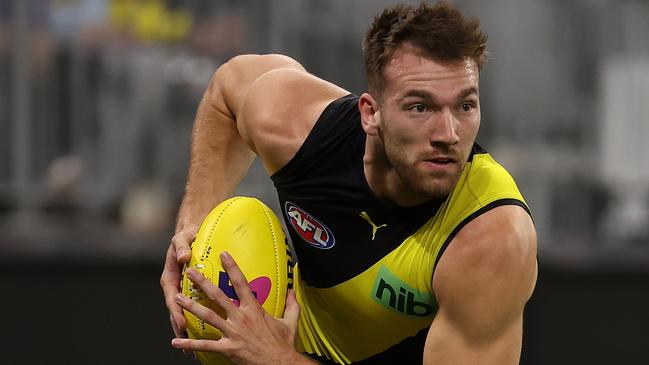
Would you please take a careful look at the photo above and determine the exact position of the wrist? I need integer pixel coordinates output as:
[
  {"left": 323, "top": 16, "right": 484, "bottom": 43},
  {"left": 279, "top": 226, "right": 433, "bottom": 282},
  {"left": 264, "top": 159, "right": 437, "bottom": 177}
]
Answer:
[
  {"left": 175, "top": 198, "right": 223, "bottom": 233},
  {"left": 175, "top": 219, "right": 200, "bottom": 234}
]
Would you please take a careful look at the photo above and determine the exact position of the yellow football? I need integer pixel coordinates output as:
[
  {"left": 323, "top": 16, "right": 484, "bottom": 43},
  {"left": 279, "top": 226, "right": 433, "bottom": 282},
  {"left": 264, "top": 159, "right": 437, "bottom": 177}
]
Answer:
[{"left": 181, "top": 197, "right": 293, "bottom": 365}]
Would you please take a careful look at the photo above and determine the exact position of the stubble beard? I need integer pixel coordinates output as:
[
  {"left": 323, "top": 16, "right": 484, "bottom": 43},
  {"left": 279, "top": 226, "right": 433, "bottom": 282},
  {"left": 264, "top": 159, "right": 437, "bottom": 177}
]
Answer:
[
  {"left": 382, "top": 135, "right": 465, "bottom": 202},
  {"left": 398, "top": 158, "right": 463, "bottom": 200}
]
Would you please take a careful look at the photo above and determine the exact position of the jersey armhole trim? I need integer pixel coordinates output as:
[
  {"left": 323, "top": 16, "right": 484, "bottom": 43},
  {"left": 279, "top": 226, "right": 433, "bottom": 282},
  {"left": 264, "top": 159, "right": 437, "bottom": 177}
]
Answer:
[
  {"left": 270, "top": 93, "right": 356, "bottom": 181},
  {"left": 432, "top": 198, "right": 531, "bottom": 275}
]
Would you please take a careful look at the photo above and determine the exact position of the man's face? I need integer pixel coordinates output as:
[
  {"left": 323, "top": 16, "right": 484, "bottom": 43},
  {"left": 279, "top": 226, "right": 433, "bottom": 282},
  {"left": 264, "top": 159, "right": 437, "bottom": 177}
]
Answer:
[{"left": 374, "top": 44, "right": 481, "bottom": 200}]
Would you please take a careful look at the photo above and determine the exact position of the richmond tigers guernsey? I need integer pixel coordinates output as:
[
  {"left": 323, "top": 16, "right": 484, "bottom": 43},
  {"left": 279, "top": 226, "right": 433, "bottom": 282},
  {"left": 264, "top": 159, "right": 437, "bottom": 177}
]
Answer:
[{"left": 270, "top": 94, "right": 530, "bottom": 364}]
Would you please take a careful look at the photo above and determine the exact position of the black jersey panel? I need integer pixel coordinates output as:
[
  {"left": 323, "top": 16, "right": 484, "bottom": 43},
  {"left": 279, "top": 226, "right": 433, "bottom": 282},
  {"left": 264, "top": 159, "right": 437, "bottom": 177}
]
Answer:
[{"left": 271, "top": 93, "right": 361, "bottom": 184}]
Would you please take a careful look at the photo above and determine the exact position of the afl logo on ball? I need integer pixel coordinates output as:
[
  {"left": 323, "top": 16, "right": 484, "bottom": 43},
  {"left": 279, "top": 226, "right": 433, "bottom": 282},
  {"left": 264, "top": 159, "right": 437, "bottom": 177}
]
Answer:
[{"left": 285, "top": 201, "right": 335, "bottom": 249}]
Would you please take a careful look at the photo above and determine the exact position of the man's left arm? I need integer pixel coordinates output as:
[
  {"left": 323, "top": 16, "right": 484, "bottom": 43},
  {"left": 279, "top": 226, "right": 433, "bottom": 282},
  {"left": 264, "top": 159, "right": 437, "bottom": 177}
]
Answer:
[{"left": 424, "top": 205, "right": 537, "bottom": 365}]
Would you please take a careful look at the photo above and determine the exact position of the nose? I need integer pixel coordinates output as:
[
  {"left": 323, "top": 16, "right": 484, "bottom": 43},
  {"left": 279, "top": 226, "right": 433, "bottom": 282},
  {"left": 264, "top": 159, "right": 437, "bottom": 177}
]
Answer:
[{"left": 430, "top": 109, "right": 459, "bottom": 146}]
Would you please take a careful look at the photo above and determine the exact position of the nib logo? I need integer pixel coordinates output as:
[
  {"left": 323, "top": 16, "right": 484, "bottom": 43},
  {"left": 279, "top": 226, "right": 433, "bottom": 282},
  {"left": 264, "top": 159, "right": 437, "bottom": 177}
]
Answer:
[
  {"left": 218, "top": 271, "right": 271, "bottom": 306},
  {"left": 372, "top": 266, "right": 437, "bottom": 317}
]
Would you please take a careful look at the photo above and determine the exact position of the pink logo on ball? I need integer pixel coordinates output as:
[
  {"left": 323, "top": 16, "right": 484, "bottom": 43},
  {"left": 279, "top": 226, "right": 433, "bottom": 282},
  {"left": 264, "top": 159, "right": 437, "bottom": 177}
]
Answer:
[{"left": 218, "top": 271, "right": 271, "bottom": 306}]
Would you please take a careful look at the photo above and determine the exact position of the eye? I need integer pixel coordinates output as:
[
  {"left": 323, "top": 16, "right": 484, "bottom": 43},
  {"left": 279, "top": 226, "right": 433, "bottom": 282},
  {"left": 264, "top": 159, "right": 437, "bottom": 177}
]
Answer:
[
  {"left": 410, "top": 104, "right": 427, "bottom": 113},
  {"left": 461, "top": 102, "right": 474, "bottom": 112}
]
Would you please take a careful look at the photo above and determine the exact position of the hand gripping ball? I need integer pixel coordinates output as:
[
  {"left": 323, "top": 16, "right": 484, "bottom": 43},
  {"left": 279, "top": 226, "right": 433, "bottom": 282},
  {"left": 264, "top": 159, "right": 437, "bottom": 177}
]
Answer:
[{"left": 181, "top": 197, "right": 293, "bottom": 365}]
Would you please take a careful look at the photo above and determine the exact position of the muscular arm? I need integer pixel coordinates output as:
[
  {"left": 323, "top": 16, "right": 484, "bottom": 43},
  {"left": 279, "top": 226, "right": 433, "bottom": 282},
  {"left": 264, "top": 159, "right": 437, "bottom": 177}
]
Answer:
[
  {"left": 424, "top": 205, "right": 537, "bottom": 364},
  {"left": 176, "top": 53, "right": 348, "bottom": 232},
  {"left": 161, "top": 53, "right": 348, "bottom": 342},
  {"left": 175, "top": 54, "right": 306, "bottom": 233},
  {"left": 162, "top": 55, "right": 307, "bottom": 339}
]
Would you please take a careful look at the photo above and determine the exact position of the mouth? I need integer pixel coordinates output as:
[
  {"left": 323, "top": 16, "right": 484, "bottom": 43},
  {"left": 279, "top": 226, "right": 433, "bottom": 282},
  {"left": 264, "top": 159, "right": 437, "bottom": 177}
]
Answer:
[
  {"left": 427, "top": 157, "right": 454, "bottom": 164},
  {"left": 421, "top": 156, "right": 458, "bottom": 171},
  {"left": 425, "top": 155, "right": 457, "bottom": 164}
]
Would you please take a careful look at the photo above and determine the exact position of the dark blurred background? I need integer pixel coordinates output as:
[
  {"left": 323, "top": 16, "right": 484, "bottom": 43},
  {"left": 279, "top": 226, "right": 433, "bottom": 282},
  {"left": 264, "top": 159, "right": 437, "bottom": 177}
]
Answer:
[{"left": 1, "top": 0, "right": 648, "bottom": 364}]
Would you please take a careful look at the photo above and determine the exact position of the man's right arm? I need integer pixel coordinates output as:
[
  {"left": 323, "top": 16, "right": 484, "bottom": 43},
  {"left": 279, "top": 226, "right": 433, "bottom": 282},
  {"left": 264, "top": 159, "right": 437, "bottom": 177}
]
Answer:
[
  {"left": 176, "top": 54, "right": 307, "bottom": 240},
  {"left": 161, "top": 54, "right": 349, "bottom": 339},
  {"left": 161, "top": 54, "right": 307, "bottom": 338}
]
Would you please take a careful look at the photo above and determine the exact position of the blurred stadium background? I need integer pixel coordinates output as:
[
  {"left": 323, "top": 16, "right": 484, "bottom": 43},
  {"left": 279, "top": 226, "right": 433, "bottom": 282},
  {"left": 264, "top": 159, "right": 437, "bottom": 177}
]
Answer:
[{"left": 1, "top": 0, "right": 648, "bottom": 364}]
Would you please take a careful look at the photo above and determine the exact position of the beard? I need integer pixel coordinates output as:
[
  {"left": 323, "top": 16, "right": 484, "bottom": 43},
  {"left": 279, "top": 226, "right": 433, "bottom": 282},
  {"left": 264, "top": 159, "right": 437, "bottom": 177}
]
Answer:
[{"left": 381, "top": 131, "right": 466, "bottom": 201}]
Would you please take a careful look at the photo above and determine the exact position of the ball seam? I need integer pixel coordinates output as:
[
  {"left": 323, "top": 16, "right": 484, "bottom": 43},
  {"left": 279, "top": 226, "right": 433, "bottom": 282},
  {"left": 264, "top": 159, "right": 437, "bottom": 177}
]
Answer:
[{"left": 198, "top": 196, "right": 240, "bottom": 335}]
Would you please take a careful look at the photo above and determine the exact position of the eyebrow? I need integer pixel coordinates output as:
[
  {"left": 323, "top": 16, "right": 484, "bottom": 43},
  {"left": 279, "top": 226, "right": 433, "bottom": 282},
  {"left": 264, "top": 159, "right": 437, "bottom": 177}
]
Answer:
[
  {"left": 458, "top": 87, "right": 479, "bottom": 99},
  {"left": 400, "top": 87, "right": 479, "bottom": 104}
]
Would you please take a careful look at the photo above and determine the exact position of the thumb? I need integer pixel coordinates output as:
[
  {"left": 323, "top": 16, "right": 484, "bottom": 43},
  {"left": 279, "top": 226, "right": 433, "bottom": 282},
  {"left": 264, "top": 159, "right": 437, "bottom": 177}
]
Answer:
[
  {"left": 282, "top": 289, "right": 301, "bottom": 326},
  {"left": 172, "top": 231, "right": 194, "bottom": 264}
]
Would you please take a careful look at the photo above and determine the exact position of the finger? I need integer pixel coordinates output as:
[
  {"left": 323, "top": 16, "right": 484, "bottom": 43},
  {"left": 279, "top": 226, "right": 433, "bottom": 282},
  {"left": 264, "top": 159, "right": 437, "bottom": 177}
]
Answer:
[
  {"left": 283, "top": 289, "right": 301, "bottom": 326},
  {"left": 175, "top": 293, "right": 232, "bottom": 336},
  {"left": 220, "top": 251, "right": 257, "bottom": 305},
  {"left": 281, "top": 290, "right": 301, "bottom": 344},
  {"left": 186, "top": 268, "right": 238, "bottom": 316},
  {"left": 169, "top": 314, "right": 182, "bottom": 338},
  {"left": 172, "top": 231, "right": 194, "bottom": 264},
  {"left": 171, "top": 337, "right": 230, "bottom": 354},
  {"left": 169, "top": 314, "right": 192, "bottom": 355},
  {"left": 161, "top": 246, "right": 187, "bottom": 335}
]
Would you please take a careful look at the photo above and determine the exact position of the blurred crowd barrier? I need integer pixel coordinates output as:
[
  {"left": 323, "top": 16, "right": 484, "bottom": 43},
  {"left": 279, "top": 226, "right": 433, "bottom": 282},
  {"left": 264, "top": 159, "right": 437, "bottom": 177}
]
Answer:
[{"left": 0, "top": 0, "right": 648, "bottom": 267}]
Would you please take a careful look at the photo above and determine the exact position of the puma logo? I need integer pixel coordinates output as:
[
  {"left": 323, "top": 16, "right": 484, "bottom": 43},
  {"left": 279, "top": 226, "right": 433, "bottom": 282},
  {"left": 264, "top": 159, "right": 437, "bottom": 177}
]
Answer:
[{"left": 359, "top": 211, "right": 387, "bottom": 240}]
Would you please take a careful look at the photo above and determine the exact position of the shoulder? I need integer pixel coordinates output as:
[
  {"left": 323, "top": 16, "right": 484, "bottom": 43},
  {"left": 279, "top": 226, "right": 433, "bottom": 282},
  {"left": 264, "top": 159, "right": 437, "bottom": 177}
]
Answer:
[
  {"left": 439, "top": 205, "right": 536, "bottom": 278},
  {"left": 237, "top": 63, "right": 350, "bottom": 174},
  {"left": 432, "top": 204, "right": 537, "bottom": 337},
  {"left": 434, "top": 204, "right": 537, "bottom": 299}
]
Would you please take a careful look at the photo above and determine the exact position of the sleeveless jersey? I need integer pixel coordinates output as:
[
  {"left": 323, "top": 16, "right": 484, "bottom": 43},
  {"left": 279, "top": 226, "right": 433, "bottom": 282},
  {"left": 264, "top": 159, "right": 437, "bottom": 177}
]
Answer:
[{"left": 270, "top": 94, "right": 530, "bottom": 364}]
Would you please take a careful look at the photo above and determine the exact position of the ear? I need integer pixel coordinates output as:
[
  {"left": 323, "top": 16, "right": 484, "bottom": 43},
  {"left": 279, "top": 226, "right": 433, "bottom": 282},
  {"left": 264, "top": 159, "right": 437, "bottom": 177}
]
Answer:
[{"left": 359, "top": 93, "right": 381, "bottom": 136}]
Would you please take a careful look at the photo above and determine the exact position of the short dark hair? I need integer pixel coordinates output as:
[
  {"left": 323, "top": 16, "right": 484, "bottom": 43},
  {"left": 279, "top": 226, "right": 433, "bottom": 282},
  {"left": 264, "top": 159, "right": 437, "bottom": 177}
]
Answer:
[{"left": 362, "top": 1, "right": 488, "bottom": 95}]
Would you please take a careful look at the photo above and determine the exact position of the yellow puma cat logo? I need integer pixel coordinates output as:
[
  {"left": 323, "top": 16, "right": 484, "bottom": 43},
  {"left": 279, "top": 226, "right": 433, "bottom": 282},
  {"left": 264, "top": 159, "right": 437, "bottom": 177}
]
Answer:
[{"left": 359, "top": 211, "right": 387, "bottom": 240}]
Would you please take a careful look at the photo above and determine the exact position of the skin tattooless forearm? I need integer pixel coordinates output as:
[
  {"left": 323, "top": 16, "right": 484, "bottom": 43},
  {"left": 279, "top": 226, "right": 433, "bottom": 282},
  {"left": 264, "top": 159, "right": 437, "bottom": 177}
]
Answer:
[
  {"left": 176, "top": 55, "right": 306, "bottom": 231},
  {"left": 176, "top": 74, "right": 255, "bottom": 232}
]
